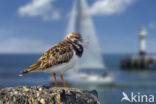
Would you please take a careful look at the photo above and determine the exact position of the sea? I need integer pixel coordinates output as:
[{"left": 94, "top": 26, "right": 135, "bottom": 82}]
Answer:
[{"left": 0, "top": 54, "right": 156, "bottom": 104}]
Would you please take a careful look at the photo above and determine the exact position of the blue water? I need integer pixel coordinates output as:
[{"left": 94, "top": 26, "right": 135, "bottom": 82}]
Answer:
[{"left": 0, "top": 54, "right": 156, "bottom": 104}]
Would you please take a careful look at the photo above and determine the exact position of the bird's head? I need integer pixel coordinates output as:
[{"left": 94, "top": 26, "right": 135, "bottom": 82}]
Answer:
[{"left": 65, "top": 32, "right": 88, "bottom": 44}]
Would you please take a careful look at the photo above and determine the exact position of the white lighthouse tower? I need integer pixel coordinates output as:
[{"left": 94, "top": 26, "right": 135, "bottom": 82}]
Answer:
[{"left": 139, "top": 27, "right": 147, "bottom": 56}]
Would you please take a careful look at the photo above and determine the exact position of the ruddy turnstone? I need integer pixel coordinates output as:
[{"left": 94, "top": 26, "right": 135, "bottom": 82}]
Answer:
[{"left": 19, "top": 32, "right": 87, "bottom": 87}]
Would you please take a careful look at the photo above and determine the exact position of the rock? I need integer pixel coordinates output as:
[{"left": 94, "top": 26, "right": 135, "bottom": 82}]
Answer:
[{"left": 0, "top": 85, "right": 101, "bottom": 104}]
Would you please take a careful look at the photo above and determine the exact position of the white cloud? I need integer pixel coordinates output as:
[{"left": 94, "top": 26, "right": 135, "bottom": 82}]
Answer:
[
  {"left": 90, "top": 0, "right": 135, "bottom": 16},
  {"left": 18, "top": 0, "right": 60, "bottom": 21},
  {"left": 0, "top": 38, "right": 51, "bottom": 53}
]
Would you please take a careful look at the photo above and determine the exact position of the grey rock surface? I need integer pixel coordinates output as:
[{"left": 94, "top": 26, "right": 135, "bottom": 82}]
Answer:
[{"left": 0, "top": 85, "right": 101, "bottom": 104}]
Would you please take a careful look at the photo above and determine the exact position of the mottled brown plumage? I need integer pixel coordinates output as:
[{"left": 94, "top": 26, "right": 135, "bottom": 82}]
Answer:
[
  {"left": 19, "top": 32, "right": 84, "bottom": 76},
  {"left": 20, "top": 41, "right": 74, "bottom": 75},
  {"left": 19, "top": 32, "right": 86, "bottom": 87}
]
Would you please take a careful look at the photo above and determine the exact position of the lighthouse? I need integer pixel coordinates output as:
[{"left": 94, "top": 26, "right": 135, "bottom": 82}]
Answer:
[
  {"left": 121, "top": 27, "right": 156, "bottom": 70},
  {"left": 139, "top": 27, "right": 147, "bottom": 57}
]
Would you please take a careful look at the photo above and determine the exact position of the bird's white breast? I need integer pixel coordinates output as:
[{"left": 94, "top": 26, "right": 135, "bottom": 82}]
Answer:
[{"left": 43, "top": 53, "right": 80, "bottom": 73}]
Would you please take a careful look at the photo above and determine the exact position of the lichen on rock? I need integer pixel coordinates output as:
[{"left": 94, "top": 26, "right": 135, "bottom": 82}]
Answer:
[{"left": 0, "top": 85, "right": 101, "bottom": 104}]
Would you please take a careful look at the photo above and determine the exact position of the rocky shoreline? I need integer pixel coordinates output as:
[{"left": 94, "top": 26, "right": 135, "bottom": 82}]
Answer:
[{"left": 0, "top": 85, "right": 101, "bottom": 104}]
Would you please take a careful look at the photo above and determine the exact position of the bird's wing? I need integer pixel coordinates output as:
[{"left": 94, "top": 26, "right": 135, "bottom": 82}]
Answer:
[{"left": 26, "top": 43, "right": 73, "bottom": 72}]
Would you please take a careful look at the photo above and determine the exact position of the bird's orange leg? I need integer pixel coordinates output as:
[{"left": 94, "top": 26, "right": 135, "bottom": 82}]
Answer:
[
  {"left": 60, "top": 74, "right": 68, "bottom": 87},
  {"left": 53, "top": 73, "right": 62, "bottom": 87}
]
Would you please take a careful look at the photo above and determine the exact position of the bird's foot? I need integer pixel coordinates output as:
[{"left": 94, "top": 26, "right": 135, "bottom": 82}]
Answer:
[
  {"left": 63, "top": 85, "right": 69, "bottom": 88},
  {"left": 55, "top": 84, "right": 69, "bottom": 88},
  {"left": 55, "top": 84, "right": 63, "bottom": 87}
]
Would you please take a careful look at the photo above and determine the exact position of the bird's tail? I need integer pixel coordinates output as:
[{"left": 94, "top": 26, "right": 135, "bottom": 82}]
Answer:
[{"left": 19, "top": 69, "right": 29, "bottom": 76}]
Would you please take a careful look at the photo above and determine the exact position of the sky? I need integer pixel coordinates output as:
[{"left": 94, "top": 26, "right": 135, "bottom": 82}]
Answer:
[{"left": 0, "top": 0, "right": 156, "bottom": 54}]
